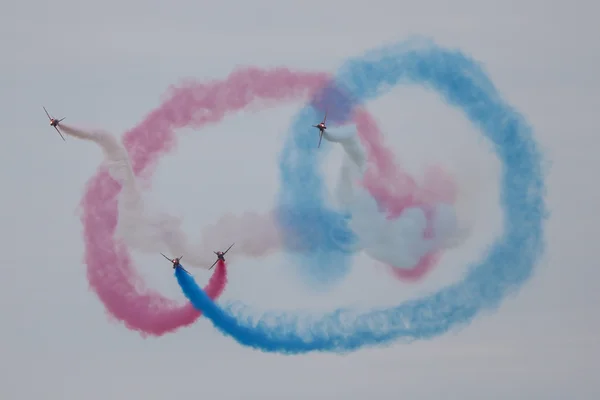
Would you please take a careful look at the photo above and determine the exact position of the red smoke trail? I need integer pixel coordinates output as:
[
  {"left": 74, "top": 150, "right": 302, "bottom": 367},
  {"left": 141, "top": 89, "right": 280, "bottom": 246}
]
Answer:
[
  {"left": 79, "top": 68, "right": 457, "bottom": 336},
  {"left": 113, "top": 69, "right": 336, "bottom": 267},
  {"left": 80, "top": 69, "right": 331, "bottom": 335},
  {"left": 139, "top": 72, "right": 456, "bottom": 282},
  {"left": 122, "top": 68, "right": 330, "bottom": 179},
  {"left": 81, "top": 170, "right": 228, "bottom": 336},
  {"left": 354, "top": 110, "right": 457, "bottom": 281}
]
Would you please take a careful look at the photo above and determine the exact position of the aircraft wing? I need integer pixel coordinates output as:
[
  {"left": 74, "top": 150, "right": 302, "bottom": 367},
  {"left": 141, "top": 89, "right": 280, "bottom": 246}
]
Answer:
[
  {"left": 43, "top": 106, "right": 51, "bottom": 120},
  {"left": 223, "top": 242, "right": 235, "bottom": 255},
  {"left": 318, "top": 131, "right": 323, "bottom": 148},
  {"left": 208, "top": 259, "right": 218, "bottom": 270},
  {"left": 54, "top": 126, "right": 66, "bottom": 141}
]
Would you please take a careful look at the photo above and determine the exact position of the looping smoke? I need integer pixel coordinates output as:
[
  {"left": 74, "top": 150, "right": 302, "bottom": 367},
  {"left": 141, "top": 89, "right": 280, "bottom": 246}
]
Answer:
[
  {"left": 326, "top": 110, "right": 462, "bottom": 270},
  {"left": 74, "top": 43, "right": 480, "bottom": 341},
  {"left": 106, "top": 68, "right": 455, "bottom": 284},
  {"left": 65, "top": 125, "right": 228, "bottom": 336},
  {"left": 173, "top": 38, "right": 547, "bottom": 353},
  {"left": 114, "top": 70, "right": 330, "bottom": 269}
]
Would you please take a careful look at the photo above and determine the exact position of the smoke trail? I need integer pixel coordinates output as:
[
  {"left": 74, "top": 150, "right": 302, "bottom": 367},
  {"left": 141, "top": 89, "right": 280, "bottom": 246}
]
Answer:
[
  {"left": 67, "top": 117, "right": 283, "bottom": 270},
  {"left": 277, "top": 97, "right": 462, "bottom": 286},
  {"left": 113, "top": 69, "right": 333, "bottom": 269},
  {"left": 174, "top": 39, "right": 546, "bottom": 353},
  {"left": 72, "top": 66, "right": 457, "bottom": 344},
  {"left": 65, "top": 124, "right": 228, "bottom": 336},
  {"left": 327, "top": 110, "right": 463, "bottom": 275},
  {"left": 110, "top": 67, "right": 456, "bottom": 285},
  {"left": 115, "top": 184, "right": 284, "bottom": 268}
]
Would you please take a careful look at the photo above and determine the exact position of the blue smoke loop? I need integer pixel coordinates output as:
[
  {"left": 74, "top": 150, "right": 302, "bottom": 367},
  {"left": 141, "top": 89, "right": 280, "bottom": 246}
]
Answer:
[{"left": 175, "top": 38, "right": 547, "bottom": 353}]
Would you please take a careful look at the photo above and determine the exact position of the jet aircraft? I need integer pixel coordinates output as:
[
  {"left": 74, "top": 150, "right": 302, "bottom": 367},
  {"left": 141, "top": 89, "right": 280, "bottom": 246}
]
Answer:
[
  {"left": 209, "top": 243, "right": 235, "bottom": 270},
  {"left": 312, "top": 110, "right": 327, "bottom": 148},
  {"left": 43, "top": 107, "right": 66, "bottom": 141},
  {"left": 160, "top": 253, "right": 190, "bottom": 274}
]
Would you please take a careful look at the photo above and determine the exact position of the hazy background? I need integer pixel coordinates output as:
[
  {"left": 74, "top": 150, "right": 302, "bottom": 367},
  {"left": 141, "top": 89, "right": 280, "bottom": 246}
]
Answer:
[{"left": 2, "top": 0, "right": 599, "bottom": 399}]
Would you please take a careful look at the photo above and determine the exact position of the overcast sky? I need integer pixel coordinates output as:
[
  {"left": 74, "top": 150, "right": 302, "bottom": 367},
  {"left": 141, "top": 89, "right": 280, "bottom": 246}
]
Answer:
[{"left": 1, "top": 0, "right": 599, "bottom": 399}]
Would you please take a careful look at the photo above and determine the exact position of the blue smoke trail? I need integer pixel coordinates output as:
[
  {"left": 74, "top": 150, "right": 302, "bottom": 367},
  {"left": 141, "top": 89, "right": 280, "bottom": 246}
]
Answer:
[
  {"left": 275, "top": 105, "right": 357, "bottom": 288},
  {"left": 275, "top": 55, "right": 365, "bottom": 288},
  {"left": 176, "top": 38, "right": 547, "bottom": 353}
]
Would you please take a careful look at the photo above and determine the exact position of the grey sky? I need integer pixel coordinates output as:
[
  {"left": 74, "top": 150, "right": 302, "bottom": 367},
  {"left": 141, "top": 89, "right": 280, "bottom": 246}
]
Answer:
[{"left": 2, "top": 0, "right": 599, "bottom": 399}]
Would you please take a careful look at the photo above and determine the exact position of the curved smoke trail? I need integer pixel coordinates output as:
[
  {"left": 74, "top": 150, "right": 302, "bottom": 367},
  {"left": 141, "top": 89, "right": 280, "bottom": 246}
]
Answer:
[
  {"left": 75, "top": 66, "right": 458, "bottom": 335},
  {"left": 110, "top": 68, "right": 456, "bottom": 283},
  {"left": 173, "top": 39, "right": 547, "bottom": 353},
  {"left": 326, "top": 110, "right": 463, "bottom": 276},
  {"left": 276, "top": 92, "right": 462, "bottom": 287},
  {"left": 64, "top": 125, "right": 228, "bottom": 336},
  {"left": 114, "top": 69, "right": 329, "bottom": 269}
]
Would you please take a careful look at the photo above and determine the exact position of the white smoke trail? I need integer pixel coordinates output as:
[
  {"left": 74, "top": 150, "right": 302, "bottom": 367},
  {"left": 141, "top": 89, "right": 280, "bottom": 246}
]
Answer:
[
  {"left": 64, "top": 121, "right": 467, "bottom": 272},
  {"left": 61, "top": 124, "right": 280, "bottom": 269},
  {"left": 323, "top": 126, "right": 467, "bottom": 269}
]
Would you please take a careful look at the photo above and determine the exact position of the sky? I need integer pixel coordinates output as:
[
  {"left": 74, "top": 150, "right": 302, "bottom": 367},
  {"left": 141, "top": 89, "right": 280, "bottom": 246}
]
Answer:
[{"left": 1, "top": 0, "right": 599, "bottom": 399}]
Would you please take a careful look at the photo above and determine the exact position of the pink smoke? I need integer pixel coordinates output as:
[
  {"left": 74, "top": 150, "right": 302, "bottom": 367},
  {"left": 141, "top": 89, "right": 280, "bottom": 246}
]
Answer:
[
  {"left": 81, "top": 170, "right": 228, "bottom": 336},
  {"left": 354, "top": 109, "right": 457, "bottom": 281},
  {"left": 80, "top": 68, "right": 457, "bottom": 337},
  {"left": 81, "top": 69, "right": 332, "bottom": 335},
  {"left": 121, "top": 68, "right": 331, "bottom": 179}
]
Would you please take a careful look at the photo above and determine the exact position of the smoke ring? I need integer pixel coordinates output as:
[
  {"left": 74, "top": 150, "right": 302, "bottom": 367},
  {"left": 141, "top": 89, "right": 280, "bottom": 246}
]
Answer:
[
  {"left": 173, "top": 38, "right": 547, "bottom": 353},
  {"left": 80, "top": 67, "right": 447, "bottom": 335}
]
